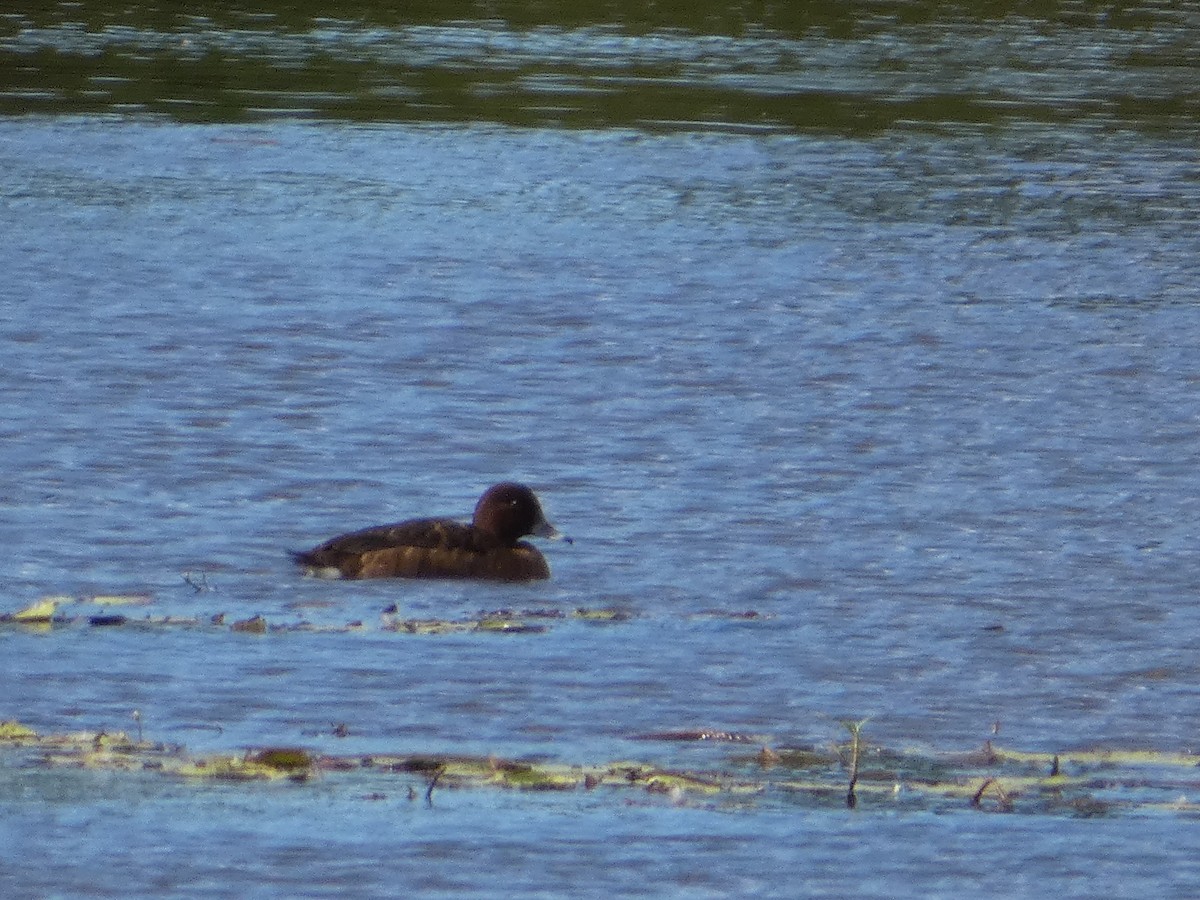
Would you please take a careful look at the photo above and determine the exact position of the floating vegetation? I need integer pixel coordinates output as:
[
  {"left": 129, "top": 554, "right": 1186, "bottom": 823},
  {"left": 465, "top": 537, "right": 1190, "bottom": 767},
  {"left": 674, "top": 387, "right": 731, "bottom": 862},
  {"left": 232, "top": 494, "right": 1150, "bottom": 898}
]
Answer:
[
  {"left": 246, "top": 747, "right": 314, "bottom": 772},
  {"left": 572, "top": 607, "right": 635, "bottom": 623},
  {"left": 690, "top": 609, "right": 769, "bottom": 621},
  {"left": 384, "top": 607, "right": 634, "bottom": 635},
  {"left": 230, "top": 614, "right": 268, "bottom": 634},
  {"left": 0, "top": 721, "right": 38, "bottom": 742},
  {"left": 3, "top": 719, "right": 1200, "bottom": 817},
  {"left": 85, "top": 594, "right": 154, "bottom": 607},
  {"left": 1, "top": 599, "right": 636, "bottom": 636},
  {"left": 1, "top": 595, "right": 157, "bottom": 625},
  {"left": 175, "top": 753, "right": 311, "bottom": 782},
  {"left": 8, "top": 598, "right": 61, "bottom": 623},
  {"left": 174, "top": 747, "right": 316, "bottom": 782},
  {"left": 634, "top": 729, "right": 765, "bottom": 744},
  {"left": 383, "top": 616, "right": 547, "bottom": 635}
]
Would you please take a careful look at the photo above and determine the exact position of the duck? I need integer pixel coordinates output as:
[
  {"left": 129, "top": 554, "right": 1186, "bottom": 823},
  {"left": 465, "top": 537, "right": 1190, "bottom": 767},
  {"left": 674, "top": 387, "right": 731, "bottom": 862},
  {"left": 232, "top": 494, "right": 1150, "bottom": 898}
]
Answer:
[{"left": 291, "top": 482, "right": 568, "bottom": 581}]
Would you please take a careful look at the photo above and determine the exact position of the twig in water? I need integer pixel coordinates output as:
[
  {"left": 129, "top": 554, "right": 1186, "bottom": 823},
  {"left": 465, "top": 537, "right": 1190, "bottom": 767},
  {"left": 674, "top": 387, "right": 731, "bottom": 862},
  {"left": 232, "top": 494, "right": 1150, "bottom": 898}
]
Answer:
[
  {"left": 970, "top": 777, "right": 995, "bottom": 808},
  {"left": 182, "top": 572, "right": 213, "bottom": 593},
  {"left": 970, "top": 777, "right": 1013, "bottom": 812},
  {"left": 842, "top": 719, "right": 869, "bottom": 809},
  {"left": 425, "top": 765, "right": 446, "bottom": 808}
]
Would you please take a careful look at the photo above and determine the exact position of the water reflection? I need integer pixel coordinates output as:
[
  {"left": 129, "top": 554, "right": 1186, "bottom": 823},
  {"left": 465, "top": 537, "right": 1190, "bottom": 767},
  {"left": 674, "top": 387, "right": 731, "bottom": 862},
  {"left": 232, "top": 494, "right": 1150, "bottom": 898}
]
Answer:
[{"left": 2, "top": 2, "right": 1197, "bottom": 129}]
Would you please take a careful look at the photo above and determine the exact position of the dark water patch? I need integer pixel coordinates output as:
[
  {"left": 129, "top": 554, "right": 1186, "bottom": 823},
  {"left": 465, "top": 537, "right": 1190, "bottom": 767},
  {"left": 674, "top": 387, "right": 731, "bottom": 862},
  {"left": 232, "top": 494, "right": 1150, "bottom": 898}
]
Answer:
[{"left": 2, "top": 3, "right": 1198, "bottom": 130}]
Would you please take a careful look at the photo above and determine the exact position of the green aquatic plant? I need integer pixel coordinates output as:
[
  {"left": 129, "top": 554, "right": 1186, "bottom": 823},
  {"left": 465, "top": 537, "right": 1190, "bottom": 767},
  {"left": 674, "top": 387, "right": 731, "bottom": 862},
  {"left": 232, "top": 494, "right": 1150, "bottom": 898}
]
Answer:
[
  {"left": 9, "top": 599, "right": 59, "bottom": 623},
  {"left": 247, "top": 747, "right": 314, "bottom": 772},
  {"left": 0, "top": 720, "right": 38, "bottom": 742},
  {"left": 85, "top": 594, "right": 153, "bottom": 606}
]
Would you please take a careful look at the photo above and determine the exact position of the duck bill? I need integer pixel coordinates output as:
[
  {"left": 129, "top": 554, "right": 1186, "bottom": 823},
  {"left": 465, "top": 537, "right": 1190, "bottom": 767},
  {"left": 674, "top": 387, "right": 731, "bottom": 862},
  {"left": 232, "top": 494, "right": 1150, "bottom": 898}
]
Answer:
[{"left": 531, "top": 516, "right": 572, "bottom": 544}]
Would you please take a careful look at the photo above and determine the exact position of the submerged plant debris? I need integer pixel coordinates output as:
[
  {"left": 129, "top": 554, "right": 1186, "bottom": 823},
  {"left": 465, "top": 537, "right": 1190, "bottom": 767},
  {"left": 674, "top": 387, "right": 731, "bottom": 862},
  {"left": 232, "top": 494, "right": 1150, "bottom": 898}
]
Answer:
[
  {"left": 0, "top": 598, "right": 640, "bottom": 636},
  {"left": 5, "top": 600, "right": 1199, "bottom": 817},
  {"left": 3, "top": 720, "right": 1199, "bottom": 818}
]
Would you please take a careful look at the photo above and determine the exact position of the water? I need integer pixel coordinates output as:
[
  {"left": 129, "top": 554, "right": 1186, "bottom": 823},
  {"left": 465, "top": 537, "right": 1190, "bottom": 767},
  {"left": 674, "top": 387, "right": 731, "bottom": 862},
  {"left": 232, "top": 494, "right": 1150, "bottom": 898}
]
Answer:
[{"left": 4, "top": 3, "right": 1200, "bottom": 897}]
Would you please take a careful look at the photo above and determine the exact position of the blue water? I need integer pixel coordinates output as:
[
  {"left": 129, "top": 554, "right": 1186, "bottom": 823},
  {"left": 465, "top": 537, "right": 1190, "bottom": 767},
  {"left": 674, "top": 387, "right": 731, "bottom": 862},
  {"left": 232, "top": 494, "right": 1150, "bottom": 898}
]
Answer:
[
  {"left": 5, "top": 8, "right": 1200, "bottom": 897},
  {"left": 6, "top": 774, "right": 1199, "bottom": 898}
]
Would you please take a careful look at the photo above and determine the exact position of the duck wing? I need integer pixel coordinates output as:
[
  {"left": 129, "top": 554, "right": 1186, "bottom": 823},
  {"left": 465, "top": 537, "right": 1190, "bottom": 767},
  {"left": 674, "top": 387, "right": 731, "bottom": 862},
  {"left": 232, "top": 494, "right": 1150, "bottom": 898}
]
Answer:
[{"left": 294, "top": 518, "right": 478, "bottom": 568}]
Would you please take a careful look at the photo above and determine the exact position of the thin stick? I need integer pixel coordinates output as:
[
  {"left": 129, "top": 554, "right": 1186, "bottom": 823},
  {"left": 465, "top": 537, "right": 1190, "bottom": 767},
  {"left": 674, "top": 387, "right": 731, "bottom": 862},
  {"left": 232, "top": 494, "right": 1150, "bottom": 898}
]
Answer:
[
  {"left": 970, "top": 777, "right": 1013, "bottom": 811},
  {"left": 970, "top": 777, "right": 995, "bottom": 808},
  {"left": 843, "top": 719, "right": 868, "bottom": 809},
  {"left": 182, "top": 572, "right": 212, "bottom": 593},
  {"left": 425, "top": 766, "right": 445, "bottom": 808}
]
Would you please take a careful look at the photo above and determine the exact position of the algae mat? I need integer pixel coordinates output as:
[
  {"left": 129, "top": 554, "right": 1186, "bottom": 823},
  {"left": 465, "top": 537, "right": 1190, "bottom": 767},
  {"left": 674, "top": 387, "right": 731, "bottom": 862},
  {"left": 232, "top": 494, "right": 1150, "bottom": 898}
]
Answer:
[
  {"left": 4, "top": 720, "right": 1199, "bottom": 818},
  {"left": 0, "top": 595, "right": 636, "bottom": 635},
  {"left": 6, "top": 597, "right": 1200, "bottom": 818}
]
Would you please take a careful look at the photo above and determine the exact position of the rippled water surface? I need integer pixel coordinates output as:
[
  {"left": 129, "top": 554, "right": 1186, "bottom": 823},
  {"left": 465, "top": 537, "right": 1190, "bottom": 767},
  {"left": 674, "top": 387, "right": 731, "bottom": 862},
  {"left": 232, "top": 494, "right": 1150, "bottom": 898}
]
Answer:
[{"left": 4, "top": 2, "right": 1200, "bottom": 897}]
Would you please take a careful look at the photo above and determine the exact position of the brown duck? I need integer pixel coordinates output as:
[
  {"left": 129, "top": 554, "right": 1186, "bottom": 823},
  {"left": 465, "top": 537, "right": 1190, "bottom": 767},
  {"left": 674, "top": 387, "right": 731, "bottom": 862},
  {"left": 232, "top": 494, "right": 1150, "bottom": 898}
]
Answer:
[{"left": 292, "top": 482, "right": 568, "bottom": 581}]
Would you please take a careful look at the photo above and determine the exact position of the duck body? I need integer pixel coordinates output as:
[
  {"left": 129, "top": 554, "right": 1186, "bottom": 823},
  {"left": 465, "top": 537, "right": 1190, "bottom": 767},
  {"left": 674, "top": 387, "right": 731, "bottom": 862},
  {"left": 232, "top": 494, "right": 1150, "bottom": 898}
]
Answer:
[{"left": 292, "top": 483, "right": 565, "bottom": 582}]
